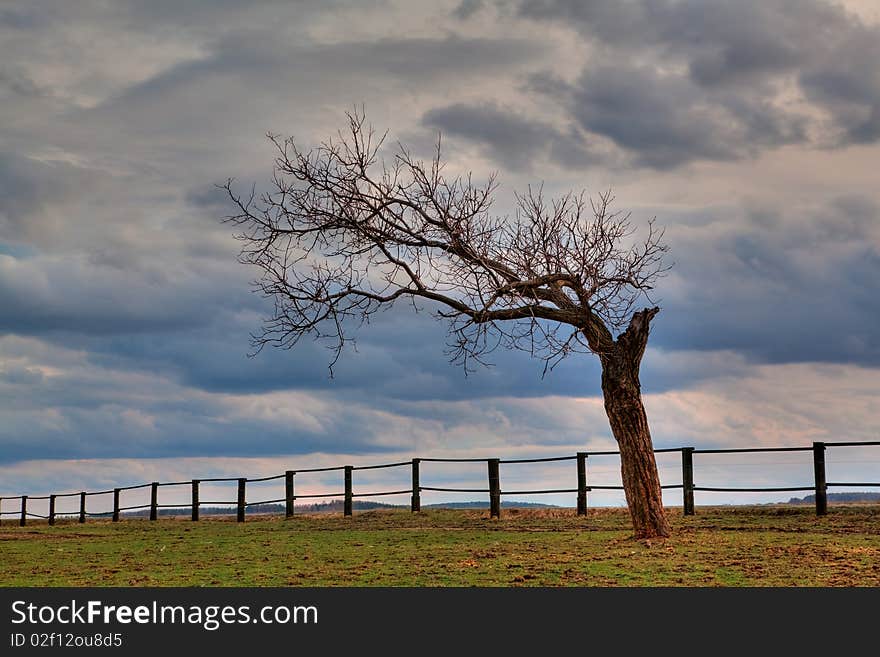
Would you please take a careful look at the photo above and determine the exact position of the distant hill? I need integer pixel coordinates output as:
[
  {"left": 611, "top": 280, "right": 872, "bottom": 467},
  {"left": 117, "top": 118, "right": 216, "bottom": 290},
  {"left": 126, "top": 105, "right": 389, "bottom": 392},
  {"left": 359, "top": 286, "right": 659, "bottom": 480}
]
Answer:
[
  {"left": 787, "top": 492, "right": 880, "bottom": 504},
  {"left": 115, "top": 499, "right": 558, "bottom": 517}
]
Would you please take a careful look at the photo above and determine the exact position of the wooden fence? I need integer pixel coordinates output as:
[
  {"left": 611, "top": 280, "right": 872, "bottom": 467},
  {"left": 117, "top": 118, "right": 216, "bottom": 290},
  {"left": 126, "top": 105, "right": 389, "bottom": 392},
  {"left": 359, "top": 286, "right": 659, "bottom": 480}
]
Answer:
[{"left": 1, "top": 440, "right": 878, "bottom": 526}]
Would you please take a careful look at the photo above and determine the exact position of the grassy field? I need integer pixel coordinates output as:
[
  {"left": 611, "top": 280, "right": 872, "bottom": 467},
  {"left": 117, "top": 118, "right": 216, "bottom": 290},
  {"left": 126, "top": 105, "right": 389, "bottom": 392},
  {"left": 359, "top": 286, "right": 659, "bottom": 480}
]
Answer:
[{"left": 2, "top": 506, "right": 879, "bottom": 586}]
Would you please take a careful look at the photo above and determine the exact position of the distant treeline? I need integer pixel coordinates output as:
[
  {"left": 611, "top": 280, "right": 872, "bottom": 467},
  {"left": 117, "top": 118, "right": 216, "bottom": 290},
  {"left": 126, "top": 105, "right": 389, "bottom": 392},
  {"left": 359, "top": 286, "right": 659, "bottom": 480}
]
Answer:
[{"left": 788, "top": 492, "right": 880, "bottom": 504}]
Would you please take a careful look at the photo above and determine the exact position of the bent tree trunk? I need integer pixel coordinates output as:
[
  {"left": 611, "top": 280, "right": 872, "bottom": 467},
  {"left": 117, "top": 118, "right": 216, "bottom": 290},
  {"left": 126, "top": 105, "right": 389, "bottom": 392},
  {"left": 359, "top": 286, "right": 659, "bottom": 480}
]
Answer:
[{"left": 599, "top": 307, "right": 671, "bottom": 539}]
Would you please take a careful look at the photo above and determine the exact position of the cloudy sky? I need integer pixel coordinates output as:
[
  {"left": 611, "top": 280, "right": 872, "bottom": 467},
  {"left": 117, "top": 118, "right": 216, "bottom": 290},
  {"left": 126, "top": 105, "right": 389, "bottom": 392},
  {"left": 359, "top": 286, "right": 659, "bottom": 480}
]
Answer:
[{"left": 2, "top": 0, "right": 879, "bottom": 510}]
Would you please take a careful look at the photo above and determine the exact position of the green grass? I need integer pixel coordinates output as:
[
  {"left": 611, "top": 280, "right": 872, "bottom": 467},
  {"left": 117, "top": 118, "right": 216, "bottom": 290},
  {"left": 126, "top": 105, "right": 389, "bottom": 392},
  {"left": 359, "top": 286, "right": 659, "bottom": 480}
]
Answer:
[{"left": 2, "top": 506, "right": 880, "bottom": 586}]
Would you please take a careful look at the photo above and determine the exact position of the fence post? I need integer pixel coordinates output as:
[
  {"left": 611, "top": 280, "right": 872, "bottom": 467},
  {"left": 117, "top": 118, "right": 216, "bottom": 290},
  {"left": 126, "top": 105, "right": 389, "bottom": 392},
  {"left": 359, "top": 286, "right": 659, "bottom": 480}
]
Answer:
[
  {"left": 488, "top": 458, "right": 501, "bottom": 519},
  {"left": 813, "top": 441, "right": 827, "bottom": 516},
  {"left": 411, "top": 459, "right": 421, "bottom": 512},
  {"left": 149, "top": 482, "right": 158, "bottom": 521},
  {"left": 0, "top": 497, "right": 3, "bottom": 526},
  {"left": 79, "top": 492, "right": 86, "bottom": 523},
  {"left": 237, "top": 478, "right": 246, "bottom": 523},
  {"left": 49, "top": 495, "right": 56, "bottom": 526},
  {"left": 191, "top": 480, "right": 200, "bottom": 522},
  {"left": 576, "top": 452, "right": 588, "bottom": 515},
  {"left": 682, "top": 447, "right": 695, "bottom": 516},
  {"left": 344, "top": 466, "right": 353, "bottom": 517},
  {"left": 19, "top": 495, "right": 27, "bottom": 527},
  {"left": 285, "top": 471, "right": 295, "bottom": 518},
  {"left": 112, "top": 488, "right": 120, "bottom": 522}
]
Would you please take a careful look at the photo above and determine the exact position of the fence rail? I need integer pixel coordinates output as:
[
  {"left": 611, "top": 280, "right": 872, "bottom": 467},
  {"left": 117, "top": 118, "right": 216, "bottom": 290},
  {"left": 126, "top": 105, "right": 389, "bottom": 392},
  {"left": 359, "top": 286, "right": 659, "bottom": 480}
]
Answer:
[{"left": 1, "top": 441, "right": 878, "bottom": 527}]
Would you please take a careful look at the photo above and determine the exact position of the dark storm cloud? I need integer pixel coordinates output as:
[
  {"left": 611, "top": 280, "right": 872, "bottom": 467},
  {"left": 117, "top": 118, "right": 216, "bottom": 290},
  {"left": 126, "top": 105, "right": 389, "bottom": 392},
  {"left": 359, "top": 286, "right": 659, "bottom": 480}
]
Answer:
[
  {"left": 651, "top": 196, "right": 880, "bottom": 365},
  {"left": 0, "top": 380, "right": 398, "bottom": 464},
  {"left": 115, "top": 0, "right": 349, "bottom": 26},
  {"left": 0, "top": 0, "right": 349, "bottom": 35},
  {"left": 453, "top": 0, "right": 485, "bottom": 20},
  {"left": 518, "top": 0, "right": 821, "bottom": 72},
  {"left": 75, "top": 299, "right": 606, "bottom": 401},
  {"left": 511, "top": 0, "right": 880, "bottom": 168},
  {"left": 0, "top": 250, "right": 261, "bottom": 336},
  {"left": 801, "top": 68, "right": 880, "bottom": 143},
  {"left": 92, "top": 30, "right": 540, "bottom": 118},
  {"left": 561, "top": 63, "right": 806, "bottom": 168},
  {"left": 0, "top": 336, "right": 409, "bottom": 465},
  {"left": 138, "top": 31, "right": 534, "bottom": 90},
  {"left": 422, "top": 103, "right": 594, "bottom": 170}
]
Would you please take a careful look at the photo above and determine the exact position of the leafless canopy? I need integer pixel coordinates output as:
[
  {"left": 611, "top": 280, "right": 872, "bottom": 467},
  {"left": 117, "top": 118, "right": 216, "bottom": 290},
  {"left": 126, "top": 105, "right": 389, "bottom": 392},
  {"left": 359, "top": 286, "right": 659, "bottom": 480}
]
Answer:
[{"left": 223, "top": 111, "right": 669, "bottom": 374}]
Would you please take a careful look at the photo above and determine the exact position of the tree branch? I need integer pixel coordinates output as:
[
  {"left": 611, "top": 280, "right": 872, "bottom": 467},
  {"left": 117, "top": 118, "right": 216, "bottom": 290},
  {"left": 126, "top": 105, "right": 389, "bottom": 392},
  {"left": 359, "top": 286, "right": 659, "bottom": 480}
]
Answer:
[{"left": 221, "top": 109, "right": 669, "bottom": 373}]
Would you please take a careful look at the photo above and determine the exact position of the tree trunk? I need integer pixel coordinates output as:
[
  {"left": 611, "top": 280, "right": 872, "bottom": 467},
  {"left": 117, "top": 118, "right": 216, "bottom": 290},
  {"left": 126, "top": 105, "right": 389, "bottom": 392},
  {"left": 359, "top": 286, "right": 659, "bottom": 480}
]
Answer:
[{"left": 599, "top": 307, "right": 671, "bottom": 539}]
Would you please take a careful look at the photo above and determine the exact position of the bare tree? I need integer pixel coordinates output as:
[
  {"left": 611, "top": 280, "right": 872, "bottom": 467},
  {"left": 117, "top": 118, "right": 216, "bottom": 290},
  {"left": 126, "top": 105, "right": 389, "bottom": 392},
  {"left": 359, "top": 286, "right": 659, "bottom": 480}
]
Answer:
[{"left": 223, "top": 111, "right": 672, "bottom": 538}]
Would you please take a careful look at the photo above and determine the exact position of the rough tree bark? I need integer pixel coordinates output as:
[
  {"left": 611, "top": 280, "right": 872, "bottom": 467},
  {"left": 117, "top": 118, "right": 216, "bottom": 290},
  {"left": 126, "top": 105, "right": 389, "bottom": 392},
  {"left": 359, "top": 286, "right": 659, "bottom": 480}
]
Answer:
[{"left": 597, "top": 307, "right": 670, "bottom": 538}]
